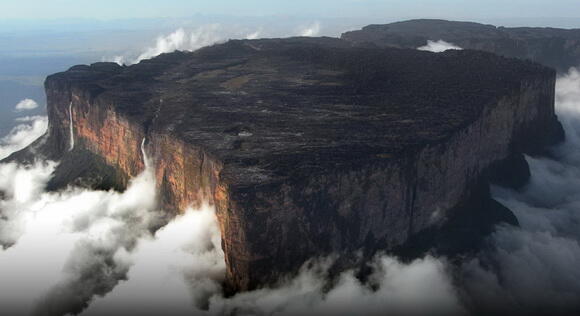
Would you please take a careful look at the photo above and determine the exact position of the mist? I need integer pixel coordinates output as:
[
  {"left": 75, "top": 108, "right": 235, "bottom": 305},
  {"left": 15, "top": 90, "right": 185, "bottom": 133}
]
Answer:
[
  {"left": 299, "top": 22, "right": 322, "bottom": 37},
  {"left": 108, "top": 21, "right": 324, "bottom": 65},
  {"left": 456, "top": 68, "right": 580, "bottom": 315},
  {"left": 418, "top": 40, "right": 463, "bottom": 53},
  {"left": 0, "top": 156, "right": 164, "bottom": 315}
]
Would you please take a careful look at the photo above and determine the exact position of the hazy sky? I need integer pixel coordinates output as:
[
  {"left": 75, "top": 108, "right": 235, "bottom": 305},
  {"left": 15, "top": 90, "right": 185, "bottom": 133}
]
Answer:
[{"left": 2, "top": 0, "right": 580, "bottom": 20}]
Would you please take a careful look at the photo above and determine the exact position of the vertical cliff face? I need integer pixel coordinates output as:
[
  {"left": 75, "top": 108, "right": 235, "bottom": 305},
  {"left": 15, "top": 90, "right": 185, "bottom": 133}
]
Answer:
[
  {"left": 150, "top": 132, "right": 223, "bottom": 212},
  {"left": 11, "top": 38, "right": 563, "bottom": 291},
  {"left": 45, "top": 83, "right": 225, "bottom": 214},
  {"left": 43, "top": 75, "right": 145, "bottom": 190},
  {"left": 216, "top": 75, "right": 561, "bottom": 290}
]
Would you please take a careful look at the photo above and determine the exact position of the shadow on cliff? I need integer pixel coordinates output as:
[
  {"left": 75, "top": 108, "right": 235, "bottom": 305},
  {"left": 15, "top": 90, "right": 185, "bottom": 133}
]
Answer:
[{"left": 454, "top": 68, "right": 580, "bottom": 316}]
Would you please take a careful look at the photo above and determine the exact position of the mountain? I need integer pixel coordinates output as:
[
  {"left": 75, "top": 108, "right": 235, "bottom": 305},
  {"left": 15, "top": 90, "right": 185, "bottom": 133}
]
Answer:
[
  {"left": 342, "top": 19, "right": 580, "bottom": 72},
  {"left": 3, "top": 36, "right": 564, "bottom": 291}
]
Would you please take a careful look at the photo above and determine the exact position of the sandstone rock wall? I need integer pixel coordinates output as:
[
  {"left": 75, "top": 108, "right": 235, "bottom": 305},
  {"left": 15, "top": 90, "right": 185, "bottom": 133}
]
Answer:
[
  {"left": 45, "top": 87, "right": 145, "bottom": 187},
  {"left": 46, "top": 85, "right": 227, "bottom": 215},
  {"left": 217, "top": 75, "right": 560, "bottom": 290},
  {"left": 42, "top": 70, "right": 560, "bottom": 291}
]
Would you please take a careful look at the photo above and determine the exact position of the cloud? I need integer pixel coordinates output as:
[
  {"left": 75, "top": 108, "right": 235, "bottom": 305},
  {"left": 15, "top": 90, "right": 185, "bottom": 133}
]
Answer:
[
  {"left": 14, "top": 98, "right": 39, "bottom": 111},
  {"left": 457, "top": 68, "right": 580, "bottom": 315},
  {"left": 417, "top": 40, "right": 462, "bottom": 53},
  {"left": 245, "top": 30, "right": 262, "bottom": 40},
  {"left": 135, "top": 28, "right": 188, "bottom": 63},
  {"left": 209, "top": 256, "right": 464, "bottom": 316},
  {"left": 300, "top": 22, "right": 321, "bottom": 37},
  {"left": 84, "top": 236, "right": 463, "bottom": 316},
  {"left": 107, "top": 21, "right": 328, "bottom": 65},
  {"left": 0, "top": 155, "right": 162, "bottom": 315},
  {"left": 83, "top": 205, "right": 224, "bottom": 316},
  {"left": 111, "top": 55, "right": 126, "bottom": 67},
  {"left": 110, "top": 25, "right": 263, "bottom": 65},
  {"left": 0, "top": 115, "right": 47, "bottom": 160}
]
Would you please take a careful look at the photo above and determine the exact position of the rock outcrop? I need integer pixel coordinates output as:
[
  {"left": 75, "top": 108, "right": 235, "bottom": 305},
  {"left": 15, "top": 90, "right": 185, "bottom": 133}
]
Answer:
[
  {"left": 341, "top": 19, "right": 580, "bottom": 72},
  {"left": 5, "top": 37, "right": 564, "bottom": 291}
]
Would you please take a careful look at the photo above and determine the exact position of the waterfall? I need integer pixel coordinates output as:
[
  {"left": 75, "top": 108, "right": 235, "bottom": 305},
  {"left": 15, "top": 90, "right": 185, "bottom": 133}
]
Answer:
[
  {"left": 141, "top": 138, "right": 150, "bottom": 170},
  {"left": 69, "top": 102, "right": 74, "bottom": 151}
]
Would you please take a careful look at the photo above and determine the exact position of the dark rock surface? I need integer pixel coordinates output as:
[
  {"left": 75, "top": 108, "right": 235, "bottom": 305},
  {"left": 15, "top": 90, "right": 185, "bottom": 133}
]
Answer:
[
  {"left": 342, "top": 19, "right": 580, "bottom": 72},
  {"left": 4, "top": 37, "right": 564, "bottom": 291}
]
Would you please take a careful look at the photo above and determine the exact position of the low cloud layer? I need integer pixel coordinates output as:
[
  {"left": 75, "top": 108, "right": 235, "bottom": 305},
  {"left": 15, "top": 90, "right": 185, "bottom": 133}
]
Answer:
[
  {"left": 0, "top": 156, "right": 162, "bottom": 315},
  {"left": 418, "top": 40, "right": 462, "bottom": 53},
  {"left": 14, "top": 99, "right": 39, "bottom": 111},
  {"left": 209, "top": 256, "right": 463, "bottom": 316},
  {"left": 83, "top": 205, "right": 225, "bottom": 316},
  {"left": 457, "top": 68, "right": 580, "bottom": 315}
]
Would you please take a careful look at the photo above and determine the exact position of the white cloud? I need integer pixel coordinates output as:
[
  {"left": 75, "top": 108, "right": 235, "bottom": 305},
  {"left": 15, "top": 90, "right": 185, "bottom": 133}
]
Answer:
[
  {"left": 418, "top": 40, "right": 462, "bottom": 53},
  {"left": 245, "top": 30, "right": 261, "bottom": 40},
  {"left": 209, "top": 256, "right": 463, "bottom": 316},
  {"left": 112, "top": 25, "right": 263, "bottom": 65},
  {"left": 14, "top": 99, "right": 39, "bottom": 111},
  {"left": 458, "top": 68, "right": 580, "bottom": 314},
  {"left": 0, "top": 158, "right": 161, "bottom": 315},
  {"left": 135, "top": 28, "right": 188, "bottom": 63},
  {"left": 83, "top": 205, "right": 224, "bottom": 316},
  {"left": 0, "top": 115, "right": 47, "bottom": 160},
  {"left": 300, "top": 22, "right": 321, "bottom": 37},
  {"left": 111, "top": 55, "right": 126, "bottom": 66},
  {"left": 107, "top": 22, "right": 330, "bottom": 66}
]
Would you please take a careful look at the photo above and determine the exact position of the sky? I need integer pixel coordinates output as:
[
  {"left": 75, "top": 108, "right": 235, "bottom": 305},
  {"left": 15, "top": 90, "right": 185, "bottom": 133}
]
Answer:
[{"left": 1, "top": 0, "right": 580, "bottom": 20}]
